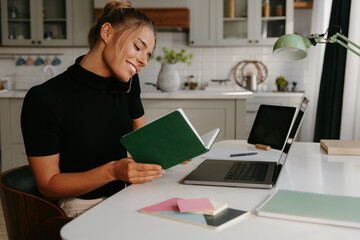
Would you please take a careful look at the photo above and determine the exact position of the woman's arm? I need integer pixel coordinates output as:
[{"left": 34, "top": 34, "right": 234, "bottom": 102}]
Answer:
[
  {"left": 132, "top": 115, "right": 146, "bottom": 130},
  {"left": 28, "top": 153, "right": 164, "bottom": 200}
]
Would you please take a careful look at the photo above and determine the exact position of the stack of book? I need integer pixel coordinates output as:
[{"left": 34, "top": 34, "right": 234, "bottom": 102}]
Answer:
[{"left": 140, "top": 197, "right": 249, "bottom": 230}]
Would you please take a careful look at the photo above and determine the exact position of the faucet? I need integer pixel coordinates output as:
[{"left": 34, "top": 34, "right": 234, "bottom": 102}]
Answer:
[{"left": 43, "top": 65, "right": 56, "bottom": 80}]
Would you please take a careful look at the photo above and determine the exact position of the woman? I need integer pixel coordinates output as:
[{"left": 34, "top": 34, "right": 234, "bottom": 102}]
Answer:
[{"left": 21, "top": 0, "right": 163, "bottom": 217}]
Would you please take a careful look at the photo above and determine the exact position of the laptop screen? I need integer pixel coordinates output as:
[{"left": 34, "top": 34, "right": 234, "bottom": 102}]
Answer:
[{"left": 247, "top": 105, "right": 296, "bottom": 150}]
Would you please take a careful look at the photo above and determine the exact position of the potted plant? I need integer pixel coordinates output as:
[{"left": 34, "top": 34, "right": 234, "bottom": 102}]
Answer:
[
  {"left": 184, "top": 75, "right": 200, "bottom": 90},
  {"left": 275, "top": 76, "right": 288, "bottom": 92},
  {"left": 155, "top": 47, "right": 194, "bottom": 92}
]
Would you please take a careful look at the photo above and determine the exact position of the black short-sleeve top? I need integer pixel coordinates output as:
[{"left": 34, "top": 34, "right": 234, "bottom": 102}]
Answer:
[{"left": 21, "top": 56, "right": 144, "bottom": 199}]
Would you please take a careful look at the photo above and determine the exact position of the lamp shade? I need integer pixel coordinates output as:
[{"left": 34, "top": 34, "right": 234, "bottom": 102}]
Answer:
[{"left": 273, "top": 34, "right": 309, "bottom": 60}]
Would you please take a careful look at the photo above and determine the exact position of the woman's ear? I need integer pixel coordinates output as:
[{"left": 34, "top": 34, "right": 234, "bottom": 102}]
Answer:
[{"left": 101, "top": 22, "right": 112, "bottom": 44}]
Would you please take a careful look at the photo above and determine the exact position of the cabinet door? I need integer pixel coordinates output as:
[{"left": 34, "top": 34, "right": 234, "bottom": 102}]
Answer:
[
  {"left": 1, "top": 0, "right": 73, "bottom": 46},
  {"left": 216, "top": 0, "right": 251, "bottom": 46},
  {"left": 189, "top": 0, "right": 216, "bottom": 46},
  {"left": 254, "top": 0, "right": 294, "bottom": 45},
  {"left": 72, "top": 0, "right": 93, "bottom": 46},
  {"left": 1, "top": 0, "right": 37, "bottom": 46},
  {"left": 142, "top": 99, "right": 236, "bottom": 141},
  {"left": 10, "top": 99, "right": 24, "bottom": 144},
  {"left": 10, "top": 144, "right": 28, "bottom": 171},
  {"left": 38, "top": 0, "right": 73, "bottom": 46}
]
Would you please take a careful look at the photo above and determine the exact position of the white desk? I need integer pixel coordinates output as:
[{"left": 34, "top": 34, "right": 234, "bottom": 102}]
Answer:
[{"left": 61, "top": 141, "right": 360, "bottom": 240}]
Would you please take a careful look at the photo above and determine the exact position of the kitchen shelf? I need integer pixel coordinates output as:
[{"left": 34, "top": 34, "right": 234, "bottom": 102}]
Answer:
[
  {"left": 0, "top": 53, "right": 63, "bottom": 59},
  {"left": 262, "top": 16, "right": 287, "bottom": 21},
  {"left": 8, "top": 19, "right": 31, "bottom": 22},
  {"left": 223, "top": 17, "right": 248, "bottom": 22},
  {"left": 43, "top": 18, "right": 67, "bottom": 22},
  {"left": 294, "top": 2, "right": 313, "bottom": 9}
]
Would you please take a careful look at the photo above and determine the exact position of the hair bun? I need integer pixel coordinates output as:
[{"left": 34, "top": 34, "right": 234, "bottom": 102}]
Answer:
[{"left": 104, "top": 0, "right": 132, "bottom": 14}]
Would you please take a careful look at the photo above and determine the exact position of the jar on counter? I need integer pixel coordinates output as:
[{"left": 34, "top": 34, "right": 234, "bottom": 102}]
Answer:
[{"left": 1, "top": 77, "right": 14, "bottom": 91}]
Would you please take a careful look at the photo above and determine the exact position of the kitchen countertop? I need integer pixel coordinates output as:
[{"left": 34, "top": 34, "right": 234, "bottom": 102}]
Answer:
[
  {"left": 0, "top": 89, "right": 254, "bottom": 99},
  {"left": 0, "top": 90, "right": 28, "bottom": 98},
  {"left": 141, "top": 90, "right": 253, "bottom": 99},
  {"left": 0, "top": 89, "right": 304, "bottom": 99}
]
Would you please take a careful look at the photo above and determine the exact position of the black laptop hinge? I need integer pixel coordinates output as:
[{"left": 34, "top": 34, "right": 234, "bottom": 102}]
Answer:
[{"left": 272, "top": 164, "right": 282, "bottom": 184}]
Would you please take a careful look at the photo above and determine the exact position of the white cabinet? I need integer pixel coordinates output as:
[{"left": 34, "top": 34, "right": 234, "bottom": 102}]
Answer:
[
  {"left": 1, "top": 94, "right": 305, "bottom": 171},
  {"left": 142, "top": 98, "right": 247, "bottom": 141},
  {"left": 0, "top": 98, "right": 27, "bottom": 171},
  {"left": 1, "top": 0, "right": 93, "bottom": 46},
  {"left": 189, "top": 0, "right": 217, "bottom": 46},
  {"left": 190, "top": 0, "right": 294, "bottom": 46}
]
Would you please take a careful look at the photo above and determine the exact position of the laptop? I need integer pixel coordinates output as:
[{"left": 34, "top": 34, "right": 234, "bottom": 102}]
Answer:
[{"left": 183, "top": 97, "right": 309, "bottom": 189}]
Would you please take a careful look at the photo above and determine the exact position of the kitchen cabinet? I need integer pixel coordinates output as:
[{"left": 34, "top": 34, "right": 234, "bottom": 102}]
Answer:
[
  {"left": 189, "top": 0, "right": 217, "bottom": 46},
  {"left": 1, "top": 0, "right": 93, "bottom": 46},
  {"left": 0, "top": 92, "right": 248, "bottom": 171},
  {"left": 0, "top": 98, "right": 28, "bottom": 172},
  {"left": 0, "top": 92, "right": 306, "bottom": 171},
  {"left": 94, "top": 0, "right": 189, "bottom": 29},
  {"left": 190, "top": 0, "right": 294, "bottom": 46},
  {"left": 142, "top": 98, "right": 246, "bottom": 141}
]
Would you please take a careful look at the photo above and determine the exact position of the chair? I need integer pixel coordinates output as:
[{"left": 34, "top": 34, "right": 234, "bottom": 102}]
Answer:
[{"left": 0, "top": 165, "right": 72, "bottom": 240}]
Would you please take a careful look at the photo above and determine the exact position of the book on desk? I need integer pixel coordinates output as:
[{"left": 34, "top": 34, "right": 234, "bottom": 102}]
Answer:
[
  {"left": 320, "top": 139, "right": 360, "bottom": 156},
  {"left": 120, "top": 108, "right": 220, "bottom": 169},
  {"left": 140, "top": 197, "right": 249, "bottom": 230},
  {"left": 256, "top": 189, "right": 360, "bottom": 229}
]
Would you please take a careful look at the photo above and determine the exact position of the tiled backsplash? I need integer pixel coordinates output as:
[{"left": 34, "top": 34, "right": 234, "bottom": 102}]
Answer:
[{"left": 0, "top": 32, "right": 306, "bottom": 92}]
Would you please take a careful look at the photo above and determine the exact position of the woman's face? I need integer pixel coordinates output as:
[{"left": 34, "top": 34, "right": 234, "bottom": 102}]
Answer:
[{"left": 103, "top": 25, "right": 155, "bottom": 82}]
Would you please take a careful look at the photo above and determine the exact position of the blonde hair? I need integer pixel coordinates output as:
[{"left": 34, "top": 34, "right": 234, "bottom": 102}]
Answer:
[{"left": 88, "top": 0, "right": 156, "bottom": 49}]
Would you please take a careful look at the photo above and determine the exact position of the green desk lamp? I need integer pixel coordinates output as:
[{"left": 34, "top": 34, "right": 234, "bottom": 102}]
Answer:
[{"left": 273, "top": 26, "right": 360, "bottom": 60}]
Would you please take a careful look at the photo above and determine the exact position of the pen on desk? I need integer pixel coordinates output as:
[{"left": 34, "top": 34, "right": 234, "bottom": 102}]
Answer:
[{"left": 229, "top": 152, "right": 258, "bottom": 157}]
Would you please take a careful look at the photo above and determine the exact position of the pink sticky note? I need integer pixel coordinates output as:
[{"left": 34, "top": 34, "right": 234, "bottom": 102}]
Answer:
[
  {"left": 141, "top": 197, "right": 182, "bottom": 212},
  {"left": 177, "top": 198, "right": 214, "bottom": 213}
]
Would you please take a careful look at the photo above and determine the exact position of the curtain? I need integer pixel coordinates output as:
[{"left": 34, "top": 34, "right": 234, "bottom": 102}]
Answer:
[
  {"left": 340, "top": 0, "right": 360, "bottom": 140},
  {"left": 313, "top": 0, "right": 351, "bottom": 142},
  {"left": 300, "top": 0, "right": 332, "bottom": 142}
]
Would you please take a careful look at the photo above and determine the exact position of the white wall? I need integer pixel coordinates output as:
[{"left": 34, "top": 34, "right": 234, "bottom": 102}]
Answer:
[{"left": 0, "top": 32, "right": 307, "bottom": 92}]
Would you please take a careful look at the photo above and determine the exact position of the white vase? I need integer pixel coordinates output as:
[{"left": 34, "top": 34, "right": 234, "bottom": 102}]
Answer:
[{"left": 157, "top": 63, "right": 180, "bottom": 92}]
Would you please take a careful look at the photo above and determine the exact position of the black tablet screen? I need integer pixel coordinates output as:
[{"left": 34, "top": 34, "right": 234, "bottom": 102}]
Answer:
[{"left": 247, "top": 105, "right": 296, "bottom": 150}]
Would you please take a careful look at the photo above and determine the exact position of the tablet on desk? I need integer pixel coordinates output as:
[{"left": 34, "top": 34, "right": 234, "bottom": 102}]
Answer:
[{"left": 247, "top": 104, "right": 296, "bottom": 150}]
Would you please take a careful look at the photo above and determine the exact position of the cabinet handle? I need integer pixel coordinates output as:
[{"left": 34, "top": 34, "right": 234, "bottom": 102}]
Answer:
[
  {"left": 31, "top": 40, "right": 35, "bottom": 44},
  {"left": 190, "top": 41, "right": 194, "bottom": 44},
  {"left": 37, "top": 40, "right": 42, "bottom": 44},
  {"left": 248, "top": 40, "right": 253, "bottom": 43},
  {"left": 255, "top": 40, "right": 259, "bottom": 43}
]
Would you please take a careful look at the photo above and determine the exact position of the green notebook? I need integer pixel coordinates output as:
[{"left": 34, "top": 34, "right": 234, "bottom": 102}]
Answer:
[
  {"left": 120, "top": 108, "right": 220, "bottom": 169},
  {"left": 256, "top": 189, "right": 360, "bottom": 228}
]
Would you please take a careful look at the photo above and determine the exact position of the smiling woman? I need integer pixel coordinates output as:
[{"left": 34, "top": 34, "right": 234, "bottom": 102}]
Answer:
[{"left": 20, "top": 0, "right": 165, "bottom": 218}]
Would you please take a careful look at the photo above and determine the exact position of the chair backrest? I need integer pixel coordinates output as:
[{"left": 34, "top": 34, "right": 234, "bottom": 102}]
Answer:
[
  {"left": 0, "top": 165, "right": 72, "bottom": 240},
  {"left": 1, "top": 165, "right": 42, "bottom": 197}
]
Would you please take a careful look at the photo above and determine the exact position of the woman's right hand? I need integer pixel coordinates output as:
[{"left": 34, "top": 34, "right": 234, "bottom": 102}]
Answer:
[{"left": 111, "top": 158, "right": 165, "bottom": 183}]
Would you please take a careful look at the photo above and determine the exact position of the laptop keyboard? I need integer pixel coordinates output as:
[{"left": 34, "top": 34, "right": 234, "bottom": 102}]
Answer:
[{"left": 224, "top": 162, "right": 268, "bottom": 181}]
